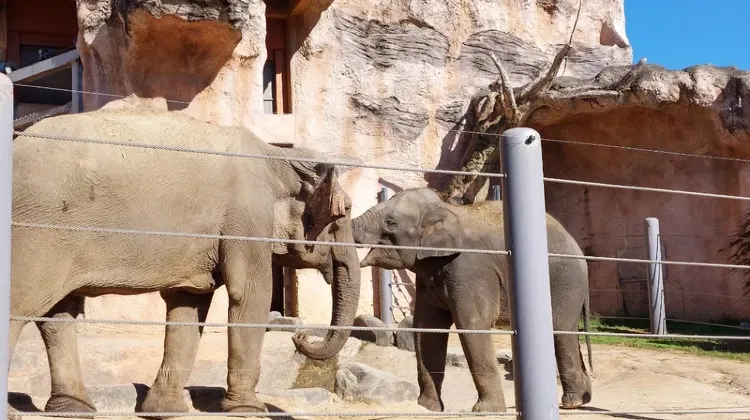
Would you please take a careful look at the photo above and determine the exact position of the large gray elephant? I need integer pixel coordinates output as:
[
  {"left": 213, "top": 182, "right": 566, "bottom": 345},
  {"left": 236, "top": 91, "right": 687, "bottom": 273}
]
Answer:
[
  {"left": 10, "top": 107, "right": 361, "bottom": 415},
  {"left": 351, "top": 187, "right": 592, "bottom": 413}
]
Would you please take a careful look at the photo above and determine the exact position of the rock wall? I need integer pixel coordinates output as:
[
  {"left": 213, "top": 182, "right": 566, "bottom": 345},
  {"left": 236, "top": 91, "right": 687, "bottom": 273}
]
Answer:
[
  {"left": 72, "top": 0, "right": 633, "bottom": 329},
  {"left": 525, "top": 64, "right": 750, "bottom": 322}
]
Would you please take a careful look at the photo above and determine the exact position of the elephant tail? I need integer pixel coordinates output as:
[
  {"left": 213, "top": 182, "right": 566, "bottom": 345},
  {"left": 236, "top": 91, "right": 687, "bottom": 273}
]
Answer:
[{"left": 582, "top": 293, "right": 593, "bottom": 374}]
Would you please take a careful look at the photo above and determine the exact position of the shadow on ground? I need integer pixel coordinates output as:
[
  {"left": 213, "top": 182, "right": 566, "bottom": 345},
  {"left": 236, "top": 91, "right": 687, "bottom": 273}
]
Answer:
[
  {"left": 576, "top": 406, "right": 669, "bottom": 420},
  {"left": 133, "top": 383, "right": 302, "bottom": 420},
  {"left": 8, "top": 392, "right": 42, "bottom": 413}
]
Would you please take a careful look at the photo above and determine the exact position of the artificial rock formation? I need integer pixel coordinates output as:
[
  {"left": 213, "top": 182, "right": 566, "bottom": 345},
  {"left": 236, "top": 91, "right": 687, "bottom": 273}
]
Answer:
[
  {"left": 71, "top": 0, "right": 633, "bottom": 326},
  {"left": 530, "top": 64, "right": 750, "bottom": 321},
  {"left": 64, "top": 0, "right": 750, "bottom": 325}
]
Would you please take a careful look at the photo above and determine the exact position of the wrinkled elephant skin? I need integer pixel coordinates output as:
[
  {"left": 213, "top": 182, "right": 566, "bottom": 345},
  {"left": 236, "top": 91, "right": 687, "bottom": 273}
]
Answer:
[
  {"left": 9, "top": 108, "right": 361, "bottom": 416},
  {"left": 351, "top": 187, "right": 592, "bottom": 413}
]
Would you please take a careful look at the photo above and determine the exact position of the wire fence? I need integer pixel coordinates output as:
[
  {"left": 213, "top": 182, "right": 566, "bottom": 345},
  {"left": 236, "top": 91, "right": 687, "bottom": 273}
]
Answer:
[
  {"left": 6, "top": 81, "right": 750, "bottom": 419},
  {"left": 13, "top": 408, "right": 750, "bottom": 417},
  {"left": 12, "top": 315, "right": 750, "bottom": 342}
]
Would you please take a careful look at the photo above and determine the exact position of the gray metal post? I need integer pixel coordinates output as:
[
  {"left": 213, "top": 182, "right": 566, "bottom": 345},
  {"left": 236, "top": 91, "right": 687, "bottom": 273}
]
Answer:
[
  {"left": 492, "top": 184, "right": 501, "bottom": 200},
  {"left": 500, "top": 127, "right": 560, "bottom": 420},
  {"left": 71, "top": 59, "right": 82, "bottom": 113},
  {"left": 0, "top": 73, "right": 13, "bottom": 420},
  {"left": 377, "top": 187, "right": 393, "bottom": 325},
  {"left": 644, "top": 217, "right": 667, "bottom": 335}
]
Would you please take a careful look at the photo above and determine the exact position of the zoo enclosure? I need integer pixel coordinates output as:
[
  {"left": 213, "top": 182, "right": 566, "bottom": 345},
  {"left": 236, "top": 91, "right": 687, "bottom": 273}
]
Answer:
[{"left": 3, "top": 76, "right": 750, "bottom": 419}]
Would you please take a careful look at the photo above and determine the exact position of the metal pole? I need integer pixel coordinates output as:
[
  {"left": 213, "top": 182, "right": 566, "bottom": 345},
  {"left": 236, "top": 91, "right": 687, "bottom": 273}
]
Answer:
[
  {"left": 377, "top": 187, "right": 394, "bottom": 325},
  {"left": 644, "top": 217, "right": 667, "bottom": 335},
  {"left": 492, "top": 184, "right": 501, "bottom": 200},
  {"left": 71, "top": 59, "right": 82, "bottom": 113},
  {"left": 500, "top": 127, "right": 559, "bottom": 420},
  {"left": 0, "top": 73, "right": 13, "bottom": 420}
]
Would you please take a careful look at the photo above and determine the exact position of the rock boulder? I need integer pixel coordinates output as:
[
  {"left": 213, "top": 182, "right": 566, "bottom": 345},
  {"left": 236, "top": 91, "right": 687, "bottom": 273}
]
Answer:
[
  {"left": 350, "top": 314, "right": 393, "bottom": 347},
  {"left": 334, "top": 362, "right": 419, "bottom": 404},
  {"left": 394, "top": 316, "right": 415, "bottom": 352},
  {"left": 266, "top": 315, "right": 304, "bottom": 332}
]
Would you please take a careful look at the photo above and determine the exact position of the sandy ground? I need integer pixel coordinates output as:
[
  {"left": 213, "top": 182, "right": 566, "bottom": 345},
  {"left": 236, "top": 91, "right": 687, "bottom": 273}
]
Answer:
[{"left": 8, "top": 325, "right": 750, "bottom": 420}]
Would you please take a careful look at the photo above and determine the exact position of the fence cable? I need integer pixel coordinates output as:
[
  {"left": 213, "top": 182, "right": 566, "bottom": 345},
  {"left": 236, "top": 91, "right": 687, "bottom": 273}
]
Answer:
[
  {"left": 16, "top": 130, "right": 750, "bottom": 203},
  {"left": 11, "top": 408, "right": 750, "bottom": 417},
  {"left": 15, "top": 83, "right": 750, "bottom": 167},
  {"left": 12, "top": 315, "right": 750, "bottom": 341},
  {"left": 12, "top": 131, "right": 507, "bottom": 180},
  {"left": 544, "top": 176, "right": 750, "bottom": 201},
  {"left": 11, "top": 411, "right": 515, "bottom": 418},
  {"left": 541, "top": 136, "right": 750, "bottom": 164},
  {"left": 14, "top": 83, "right": 192, "bottom": 106},
  {"left": 11, "top": 221, "right": 510, "bottom": 256},
  {"left": 548, "top": 251, "right": 750, "bottom": 270},
  {"left": 10, "top": 315, "right": 514, "bottom": 335},
  {"left": 14, "top": 221, "right": 750, "bottom": 270}
]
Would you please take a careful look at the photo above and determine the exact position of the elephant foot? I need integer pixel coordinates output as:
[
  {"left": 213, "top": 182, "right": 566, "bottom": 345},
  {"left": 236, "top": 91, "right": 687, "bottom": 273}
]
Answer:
[
  {"left": 140, "top": 391, "right": 190, "bottom": 418},
  {"left": 417, "top": 394, "right": 444, "bottom": 412},
  {"left": 220, "top": 394, "right": 268, "bottom": 415},
  {"left": 44, "top": 394, "right": 97, "bottom": 417},
  {"left": 471, "top": 397, "right": 507, "bottom": 413},
  {"left": 561, "top": 391, "right": 591, "bottom": 409}
]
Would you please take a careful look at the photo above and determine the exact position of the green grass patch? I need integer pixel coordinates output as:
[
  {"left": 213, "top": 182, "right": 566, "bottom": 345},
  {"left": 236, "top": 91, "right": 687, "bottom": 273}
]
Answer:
[{"left": 579, "top": 316, "right": 750, "bottom": 362}]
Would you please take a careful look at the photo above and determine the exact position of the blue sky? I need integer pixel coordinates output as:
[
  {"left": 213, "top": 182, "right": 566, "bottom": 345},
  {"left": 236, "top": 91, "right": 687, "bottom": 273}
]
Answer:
[{"left": 624, "top": 1, "right": 749, "bottom": 70}]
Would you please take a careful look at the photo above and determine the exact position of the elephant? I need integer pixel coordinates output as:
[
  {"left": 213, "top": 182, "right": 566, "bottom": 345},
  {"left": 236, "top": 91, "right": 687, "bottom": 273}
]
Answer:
[
  {"left": 9, "top": 107, "right": 361, "bottom": 415},
  {"left": 351, "top": 187, "right": 592, "bottom": 413}
]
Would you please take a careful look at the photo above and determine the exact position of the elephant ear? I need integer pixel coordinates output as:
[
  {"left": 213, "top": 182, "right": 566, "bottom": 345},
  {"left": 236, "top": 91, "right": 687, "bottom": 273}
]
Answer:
[
  {"left": 416, "top": 205, "right": 463, "bottom": 260},
  {"left": 291, "top": 159, "right": 348, "bottom": 241}
]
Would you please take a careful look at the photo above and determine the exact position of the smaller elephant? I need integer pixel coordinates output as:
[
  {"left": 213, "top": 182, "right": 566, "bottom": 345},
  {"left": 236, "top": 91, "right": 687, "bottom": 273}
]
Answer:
[{"left": 352, "top": 187, "right": 592, "bottom": 413}]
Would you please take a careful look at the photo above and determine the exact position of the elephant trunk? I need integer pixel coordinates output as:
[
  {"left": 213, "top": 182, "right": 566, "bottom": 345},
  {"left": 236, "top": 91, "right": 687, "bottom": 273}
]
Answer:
[
  {"left": 352, "top": 208, "right": 380, "bottom": 245},
  {"left": 292, "top": 215, "right": 361, "bottom": 360}
]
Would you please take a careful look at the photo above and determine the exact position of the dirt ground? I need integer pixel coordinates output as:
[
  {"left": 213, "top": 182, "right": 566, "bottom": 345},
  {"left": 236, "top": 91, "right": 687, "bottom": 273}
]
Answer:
[{"left": 9, "top": 325, "right": 750, "bottom": 420}]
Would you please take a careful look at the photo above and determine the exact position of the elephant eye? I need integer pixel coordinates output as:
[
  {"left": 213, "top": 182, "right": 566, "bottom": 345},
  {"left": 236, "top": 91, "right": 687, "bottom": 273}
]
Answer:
[{"left": 384, "top": 217, "right": 399, "bottom": 231}]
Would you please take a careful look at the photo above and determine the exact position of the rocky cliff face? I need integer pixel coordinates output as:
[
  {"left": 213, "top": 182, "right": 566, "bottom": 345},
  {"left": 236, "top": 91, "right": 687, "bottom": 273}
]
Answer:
[
  {"left": 73, "top": 0, "right": 637, "bottom": 326},
  {"left": 530, "top": 64, "right": 750, "bottom": 322}
]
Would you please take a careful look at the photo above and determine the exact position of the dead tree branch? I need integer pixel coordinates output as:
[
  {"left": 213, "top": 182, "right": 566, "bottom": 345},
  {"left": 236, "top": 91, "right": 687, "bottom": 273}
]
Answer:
[
  {"left": 561, "top": 0, "right": 583, "bottom": 77},
  {"left": 517, "top": 44, "right": 572, "bottom": 104},
  {"left": 443, "top": 43, "right": 649, "bottom": 205}
]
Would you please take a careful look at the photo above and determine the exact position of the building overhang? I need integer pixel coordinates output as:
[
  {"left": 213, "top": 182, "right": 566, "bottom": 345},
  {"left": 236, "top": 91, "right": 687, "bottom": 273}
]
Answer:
[{"left": 265, "top": 0, "right": 312, "bottom": 18}]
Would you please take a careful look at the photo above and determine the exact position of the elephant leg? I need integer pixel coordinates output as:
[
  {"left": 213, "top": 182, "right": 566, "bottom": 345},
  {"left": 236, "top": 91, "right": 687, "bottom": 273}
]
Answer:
[
  {"left": 140, "top": 290, "right": 214, "bottom": 414},
  {"left": 220, "top": 242, "right": 272, "bottom": 414},
  {"left": 8, "top": 319, "right": 25, "bottom": 370},
  {"left": 36, "top": 295, "right": 97, "bottom": 413},
  {"left": 453, "top": 307, "right": 506, "bottom": 413},
  {"left": 555, "top": 333, "right": 592, "bottom": 409},
  {"left": 7, "top": 319, "right": 26, "bottom": 416},
  {"left": 413, "top": 287, "right": 452, "bottom": 412}
]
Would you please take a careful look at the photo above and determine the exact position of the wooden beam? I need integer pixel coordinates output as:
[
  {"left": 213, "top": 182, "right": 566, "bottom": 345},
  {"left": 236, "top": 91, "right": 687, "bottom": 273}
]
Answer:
[
  {"left": 285, "top": 18, "right": 296, "bottom": 114},
  {"left": 271, "top": 262, "right": 285, "bottom": 315},
  {"left": 273, "top": 49, "right": 285, "bottom": 114},
  {"left": 372, "top": 267, "right": 381, "bottom": 319},
  {"left": 8, "top": 48, "right": 79, "bottom": 83},
  {"left": 265, "top": 7, "right": 289, "bottom": 19},
  {"left": 0, "top": 0, "right": 6, "bottom": 61},
  {"left": 71, "top": 59, "right": 81, "bottom": 113},
  {"left": 283, "top": 268, "right": 298, "bottom": 317},
  {"left": 6, "top": 29, "right": 17, "bottom": 63},
  {"left": 289, "top": 0, "right": 313, "bottom": 16}
]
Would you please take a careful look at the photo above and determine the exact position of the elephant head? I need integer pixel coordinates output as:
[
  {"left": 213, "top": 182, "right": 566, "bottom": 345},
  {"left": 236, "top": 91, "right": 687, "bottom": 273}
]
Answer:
[
  {"left": 272, "top": 150, "right": 362, "bottom": 360},
  {"left": 352, "top": 187, "right": 464, "bottom": 270}
]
